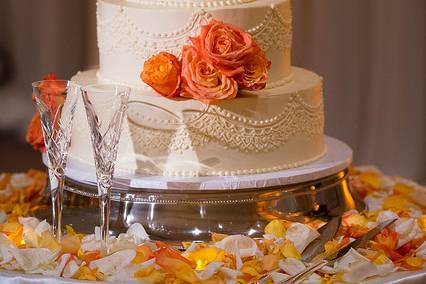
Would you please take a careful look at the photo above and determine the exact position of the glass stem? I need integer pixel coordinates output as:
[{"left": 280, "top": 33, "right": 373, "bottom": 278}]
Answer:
[
  {"left": 50, "top": 169, "right": 65, "bottom": 242},
  {"left": 98, "top": 179, "right": 112, "bottom": 253}
]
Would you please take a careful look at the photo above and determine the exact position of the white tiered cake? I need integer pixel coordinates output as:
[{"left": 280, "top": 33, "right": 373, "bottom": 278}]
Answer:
[{"left": 71, "top": 0, "right": 326, "bottom": 176}]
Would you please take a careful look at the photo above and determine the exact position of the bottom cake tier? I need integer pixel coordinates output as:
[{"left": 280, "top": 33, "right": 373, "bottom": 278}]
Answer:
[{"left": 71, "top": 67, "right": 326, "bottom": 176}]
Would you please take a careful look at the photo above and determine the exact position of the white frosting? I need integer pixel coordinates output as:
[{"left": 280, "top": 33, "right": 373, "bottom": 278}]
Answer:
[
  {"left": 70, "top": 67, "right": 326, "bottom": 176},
  {"left": 97, "top": 0, "right": 292, "bottom": 87}
]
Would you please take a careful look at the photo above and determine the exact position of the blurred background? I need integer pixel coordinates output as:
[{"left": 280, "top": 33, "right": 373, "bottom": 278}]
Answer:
[{"left": 0, "top": 0, "right": 424, "bottom": 183}]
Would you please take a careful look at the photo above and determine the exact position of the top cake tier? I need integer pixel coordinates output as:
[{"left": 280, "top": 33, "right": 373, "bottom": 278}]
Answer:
[{"left": 97, "top": 0, "right": 292, "bottom": 88}]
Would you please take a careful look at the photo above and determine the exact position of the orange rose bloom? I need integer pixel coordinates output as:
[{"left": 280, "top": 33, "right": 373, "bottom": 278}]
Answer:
[
  {"left": 181, "top": 45, "right": 237, "bottom": 104},
  {"left": 191, "top": 20, "right": 258, "bottom": 77},
  {"left": 141, "top": 52, "right": 181, "bottom": 98},
  {"left": 235, "top": 49, "right": 271, "bottom": 90},
  {"left": 26, "top": 73, "right": 66, "bottom": 152}
]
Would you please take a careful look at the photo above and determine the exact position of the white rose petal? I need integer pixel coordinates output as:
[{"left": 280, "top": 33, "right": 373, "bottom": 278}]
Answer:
[
  {"left": 215, "top": 235, "right": 259, "bottom": 258},
  {"left": 364, "top": 195, "right": 384, "bottom": 212},
  {"left": 285, "top": 223, "right": 320, "bottom": 253},
  {"left": 108, "top": 263, "right": 141, "bottom": 281},
  {"left": 62, "top": 256, "right": 80, "bottom": 278},
  {"left": 376, "top": 263, "right": 396, "bottom": 276},
  {"left": 220, "top": 267, "right": 243, "bottom": 280},
  {"left": 89, "top": 249, "right": 136, "bottom": 276},
  {"left": 0, "top": 234, "right": 13, "bottom": 247},
  {"left": 394, "top": 218, "right": 423, "bottom": 248},
  {"left": 18, "top": 217, "right": 40, "bottom": 230},
  {"left": 334, "top": 248, "right": 379, "bottom": 283},
  {"left": 35, "top": 219, "right": 50, "bottom": 236},
  {"left": 278, "top": 258, "right": 306, "bottom": 276},
  {"left": 126, "top": 223, "right": 149, "bottom": 244},
  {"left": 0, "top": 247, "right": 14, "bottom": 265},
  {"left": 11, "top": 248, "right": 59, "bottom": 271},
  {"left": 10, "top": 173, "right": 33, "bottom": 188},
  {"left": 376, "top": 210, "right": 399, "bottom": 223}
]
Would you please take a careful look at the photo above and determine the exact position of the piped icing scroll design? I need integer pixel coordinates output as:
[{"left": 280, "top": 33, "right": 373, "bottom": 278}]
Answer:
[
  {"left": 127, "top": 92, "right": 324, "bottom": 155},
  {"left": 248, "top": 5, "right": 292, "bottom": 51},
  {"left": 97, "top": 6, "right": 213, "bottom": 59}
]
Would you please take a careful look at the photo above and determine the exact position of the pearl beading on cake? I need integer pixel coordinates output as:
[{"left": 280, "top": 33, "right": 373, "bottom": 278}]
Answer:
[{"left": 162, "top": 147, "right": 327, "bottom": 177}]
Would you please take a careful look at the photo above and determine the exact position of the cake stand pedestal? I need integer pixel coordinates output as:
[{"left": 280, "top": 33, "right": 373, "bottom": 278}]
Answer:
[{"left": 37, "top": 136, "right": 362, "bottom": 241}]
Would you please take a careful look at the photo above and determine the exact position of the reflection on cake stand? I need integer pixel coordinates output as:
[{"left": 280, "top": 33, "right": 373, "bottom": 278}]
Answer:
[{"left": 37, "top": 136, "right": 362, "bottom": 241}]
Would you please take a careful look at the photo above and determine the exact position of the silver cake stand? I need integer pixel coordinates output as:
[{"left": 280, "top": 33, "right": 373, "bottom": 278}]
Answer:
[{"left": 37, "top": 136, "right": 363, "bottom": 241}]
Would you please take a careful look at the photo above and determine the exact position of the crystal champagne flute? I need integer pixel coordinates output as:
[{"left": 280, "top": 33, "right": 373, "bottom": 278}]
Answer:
[
  {"left": 32, "top": 80, "right": 79, "bottom": 241},
  {"left": 81, "top": 84, "right": 130, "bottom": 250}
]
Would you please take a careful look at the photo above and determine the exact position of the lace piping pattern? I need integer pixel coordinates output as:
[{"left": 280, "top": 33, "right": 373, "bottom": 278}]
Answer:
[
  {"left": 97, "top": 8, "right": 213, "bottom": 59},
  {"left": 97, "top": 4, "right": 292, "bottom": 59},
  {"left": 248, "top": 5, "right": 292, "bottom": 51},
  {"left": 127, "top": 92, "right": 324, "bottom": 155}
]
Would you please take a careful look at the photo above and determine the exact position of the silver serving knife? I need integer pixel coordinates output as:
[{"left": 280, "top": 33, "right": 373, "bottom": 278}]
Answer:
[
  {"left": 287, "top": 218, "right": 398, "bottom": 284},
  {"left": 301, "top": 216, "right": 341, "bottom": 263}
]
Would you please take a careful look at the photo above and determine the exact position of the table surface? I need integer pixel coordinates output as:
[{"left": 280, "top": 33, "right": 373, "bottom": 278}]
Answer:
[{"left": 0, "top": 268, "right": 425, "bottom": 283}]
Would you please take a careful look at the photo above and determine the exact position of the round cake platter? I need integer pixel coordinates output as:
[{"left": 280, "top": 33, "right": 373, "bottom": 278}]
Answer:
[{"left": 38, "top": 136, "right": 364, "bottom": 241}]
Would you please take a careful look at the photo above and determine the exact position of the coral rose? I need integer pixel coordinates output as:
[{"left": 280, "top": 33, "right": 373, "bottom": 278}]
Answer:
[
  {"left": 235, "top": 50, "right": 271, "bottom": 90},
  {"left": 141, "top": 52, "right": 180, "bottom": 98},
  {"left": 191, "top": 20, "right": 257, "bottom": 77},
  {"left": 181, "top": 45, "right": 237, "bottom": 104}
]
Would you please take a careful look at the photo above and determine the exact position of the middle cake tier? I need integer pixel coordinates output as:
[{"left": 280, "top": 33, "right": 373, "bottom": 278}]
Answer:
[
  {"left": 71, "top": 67, "right": 326, "bottom": 177},
  {"left": 97, "top": 0, "right": 292, "bottom": 88}
]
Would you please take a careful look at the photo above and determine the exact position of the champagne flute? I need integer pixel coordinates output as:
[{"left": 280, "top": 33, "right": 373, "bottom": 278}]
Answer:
[{"left": 81, "top": 84, "right": 130, "bottom": 250}]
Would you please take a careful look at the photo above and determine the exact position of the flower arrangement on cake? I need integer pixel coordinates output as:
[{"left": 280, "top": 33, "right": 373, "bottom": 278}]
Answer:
[
  {"left": 141, "top": 20, "right": 271, "bottom": 104},
  {"left": 0, "top": 167, "right": 425, "bottom": 283}
]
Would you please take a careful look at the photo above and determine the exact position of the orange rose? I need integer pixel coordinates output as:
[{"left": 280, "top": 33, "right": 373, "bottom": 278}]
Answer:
[
  {"left": 141, "top": 52, "right": 181, "bottom": 98},
  {"left": 235, "top": 50, "right": 270, "bottom": 90},
  {"left": 181, "top": 45, "right": 237, "bottom": 104},
  {"left": 191, "top": 20, "right": 257, "bottom": 77},
  {"left": 26, "top": 73, "right": 66, "bottom": 152},
  {"left": 26, "top": 112, "right": 45, "bottom": 152}
]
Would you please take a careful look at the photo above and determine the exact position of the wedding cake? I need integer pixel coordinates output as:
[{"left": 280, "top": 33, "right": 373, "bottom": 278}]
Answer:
[{"left": 70, "top": 0, "right": 326, "bottom": 176}]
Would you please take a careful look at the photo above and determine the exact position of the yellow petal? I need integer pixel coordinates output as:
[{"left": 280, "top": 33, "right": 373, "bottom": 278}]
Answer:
[
  {"left": 211, "top": 232, "right": 228, "bottom": 242},
  {"left": 281, "top": 240, "right": 301, "bottom": 259},
  {"left": 39, "top": 231, "right": 61, "bottom": 251},
  {"left": 134, "top": 265, "right": 155, "bottom": 278},
  {"left": 136, "top": 269, "right": 165, "bottom": 283},
  {"left": 61, "top": 234, "right": 81, "bottom": 254},
  {"left": 264, "top": 220, "right": 287, "bottom": 238},
  {"left": 393, "top": 183, "right": 415, "bottom": 196},
  {"left": 187, "top": 247, "right": 225, "bottom": 270},
  {"left": 73, "top": 266, "right": 98, "bottom": 281},
  {"left": 406, "top": 256, "right": 424, "bottom": 268},
  {"left": 418, "top": 215, "right": 426, "bottom": 233},
  {"left": 359, "top": 172, "right": 381, "bottom": 188},
  {"left": 383, "top": 195, "right": 410, "bottom": 210}
]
